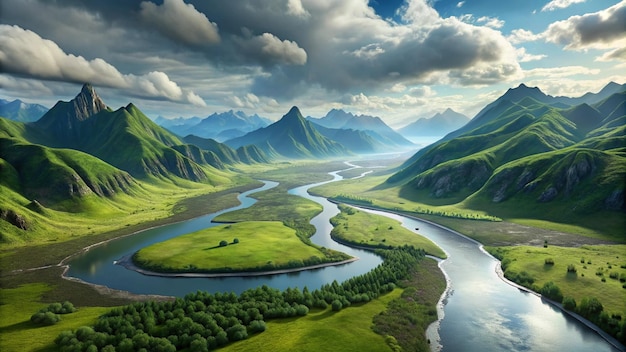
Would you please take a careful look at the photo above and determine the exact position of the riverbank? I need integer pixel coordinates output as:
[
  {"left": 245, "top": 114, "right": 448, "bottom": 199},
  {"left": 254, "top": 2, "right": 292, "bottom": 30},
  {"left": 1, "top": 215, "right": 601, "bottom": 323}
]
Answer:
[{"left": 116, "top": 254, "right": 359, "bottom": 278}]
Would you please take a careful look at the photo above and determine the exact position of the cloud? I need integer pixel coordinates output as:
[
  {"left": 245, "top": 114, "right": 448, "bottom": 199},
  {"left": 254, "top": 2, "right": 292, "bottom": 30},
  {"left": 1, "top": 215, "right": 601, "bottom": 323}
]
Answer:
[
  {"left": 507, "top": 29, "right": 541, "bottom": 44},
  {"left": 457, "top": 1, "right": 465, "bottom": 8},
  {"left": 543, "top": 1, "right": 626, "bottom": 50},
  {"left": 515, "top": 47, "right": 547, "bottom": 62},
  {"left": 477, "top": 16, "right": 505, "bottom": 29},
  {"left": 596, "top": 47, "right": 626, "bottom": 61},
  {"left": 0, "top": 25, "right": 206, "bottom": 106},
  {"left": 236, "top": 32, "right": 308, "bottom": 66},
  {"left": 287, "top": 0, "right": 310, "bottom": 18},
  {"left": 524, "top": 66, "right": 600, "bottom": 78},
  {"left": 139, "top": 0, "right": 220, "bottom": 46},
  {"left": 542, "top": 0, "right": 586, "bottom": 12}
]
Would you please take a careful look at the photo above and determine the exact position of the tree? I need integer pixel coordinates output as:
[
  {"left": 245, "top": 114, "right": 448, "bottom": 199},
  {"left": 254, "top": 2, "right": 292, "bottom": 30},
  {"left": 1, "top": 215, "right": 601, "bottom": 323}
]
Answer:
[
  {"left": 540, "top": 281, "right": 563, "bottom": 302},
  {"left": 219, "top": 240, "right": 228, "bottom": 247},
  {"left": 562, "top": 296, "right": 576, "bottom": 311},
  {"left": 233, "top": 238, "right": 239, "bottom": 244},
  {"left": 331, "top": 299, "right": 343, "bottom": 312}
]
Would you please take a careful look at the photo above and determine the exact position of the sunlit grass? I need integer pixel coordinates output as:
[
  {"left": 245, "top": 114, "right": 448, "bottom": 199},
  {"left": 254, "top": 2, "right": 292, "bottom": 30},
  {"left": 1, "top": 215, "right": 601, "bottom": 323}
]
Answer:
[
  {"left": 0, "top": 283, "right": 110, "bottom": 352},
  {"left": 486, "top": 245, "right": 626, "bottom": 316},
  {"left": 134, "top": 221, "right": 347, "bottom": 272},
  {"left": 331, "top": 204, "right": 446, "bottom": 258}
]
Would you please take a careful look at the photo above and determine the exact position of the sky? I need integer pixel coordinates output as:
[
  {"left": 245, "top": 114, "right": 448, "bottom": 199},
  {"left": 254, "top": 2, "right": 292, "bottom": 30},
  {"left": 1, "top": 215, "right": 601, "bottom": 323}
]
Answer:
[{"left": 1, "top": 0, "right": 625, "bottom": 127}]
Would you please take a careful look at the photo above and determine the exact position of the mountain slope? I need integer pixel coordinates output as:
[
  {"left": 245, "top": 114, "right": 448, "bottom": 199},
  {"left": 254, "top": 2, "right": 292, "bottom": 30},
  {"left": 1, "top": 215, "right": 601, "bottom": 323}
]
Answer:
[
  {"left": 388, "top": 82, "right": 626, "bottom": 224},
  {"left": 226, "top": 106, "right": 349, "bottom": 158}
]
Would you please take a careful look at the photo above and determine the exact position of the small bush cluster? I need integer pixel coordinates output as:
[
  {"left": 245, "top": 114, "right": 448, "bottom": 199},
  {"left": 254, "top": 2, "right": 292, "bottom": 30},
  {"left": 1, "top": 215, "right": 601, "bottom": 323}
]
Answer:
[{"left": 30, "top": 301, "right": 77, "bottom": 326}]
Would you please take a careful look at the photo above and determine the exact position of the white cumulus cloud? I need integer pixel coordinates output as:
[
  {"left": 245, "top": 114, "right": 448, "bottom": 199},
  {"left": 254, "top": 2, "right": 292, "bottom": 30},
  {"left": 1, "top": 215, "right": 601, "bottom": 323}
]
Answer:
[
  {"left": 0, "top": 25, "right": 206, "bottom": 106},
  {"left": 542, "top": 0, "right": 586, "bottom": 12}
]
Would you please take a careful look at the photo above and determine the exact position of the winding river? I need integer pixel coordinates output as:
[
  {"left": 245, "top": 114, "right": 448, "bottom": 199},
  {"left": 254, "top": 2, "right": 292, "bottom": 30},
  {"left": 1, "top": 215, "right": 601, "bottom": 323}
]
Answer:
[{"left": 65, "top": 164, "right": 623, "bottom": 352}]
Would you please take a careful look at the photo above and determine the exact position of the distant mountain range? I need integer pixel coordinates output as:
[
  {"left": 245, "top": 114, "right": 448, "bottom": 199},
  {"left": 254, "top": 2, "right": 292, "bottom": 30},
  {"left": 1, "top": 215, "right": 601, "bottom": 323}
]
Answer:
[
  {"left": 0, "top": 98, "right": 48, "bottom": 122},
  {"left": 389, "top": 82, "right": 626, "bottom": 223},
  {"left": 307, "top": 109, "right": 414, "bottom": 149},
  {"left": 226, "top": 106, "right": 349, "bottom": 158},
  {"left": 398, "top": 108, "right": 469, "bottom": 138},
  {"left": 156, "top": 111, "right": 272, "bottom": 142}
]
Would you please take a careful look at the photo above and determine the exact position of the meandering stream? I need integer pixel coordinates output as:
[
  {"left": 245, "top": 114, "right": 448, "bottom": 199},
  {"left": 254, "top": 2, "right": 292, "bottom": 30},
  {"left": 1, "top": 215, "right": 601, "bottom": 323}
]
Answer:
[{"left": 65, "top": 163, "right": 622, "bottom": 352}]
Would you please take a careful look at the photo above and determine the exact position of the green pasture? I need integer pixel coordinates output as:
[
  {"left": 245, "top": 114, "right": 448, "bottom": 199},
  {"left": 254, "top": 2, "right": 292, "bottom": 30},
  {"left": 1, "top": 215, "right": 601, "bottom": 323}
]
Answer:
[
  {"left": 487, "top": 245, "right": 626, "bottom": 316},
  {"left": 134, "top": 221, "right": 349, "bottom": 272},
  {"left": 331, "top": 204, "right": 446, "bottom": 259},
  {"left": 0, "top": 283, "right": 109, "bottom": 352}
]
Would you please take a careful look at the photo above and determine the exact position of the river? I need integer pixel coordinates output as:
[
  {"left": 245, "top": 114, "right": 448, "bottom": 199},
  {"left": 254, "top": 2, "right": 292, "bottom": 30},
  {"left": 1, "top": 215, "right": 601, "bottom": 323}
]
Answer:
[{"left": 65, "top": 163, "right": 623, "bottom": 352}]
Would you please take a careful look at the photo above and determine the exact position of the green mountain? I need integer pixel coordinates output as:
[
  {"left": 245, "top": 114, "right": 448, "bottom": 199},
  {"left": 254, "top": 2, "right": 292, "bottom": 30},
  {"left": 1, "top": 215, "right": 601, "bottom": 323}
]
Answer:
[
  {"left": 26, "top": 85, "right": 241, "bottom": 182},
  {"left": 389, "top": 82, "right": 625, "bottom": 224},
  {"left": 226, "top": 106, "right": 349, "bottom": 159},
  {"left": 182, "top": 135, "right": 270, "bottom": 164}
]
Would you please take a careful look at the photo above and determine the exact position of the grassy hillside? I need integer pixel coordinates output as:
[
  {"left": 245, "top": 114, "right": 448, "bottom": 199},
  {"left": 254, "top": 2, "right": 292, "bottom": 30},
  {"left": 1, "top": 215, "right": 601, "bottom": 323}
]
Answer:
[{"left": 386, "top": 86, "right": 625, "bottom": 233}]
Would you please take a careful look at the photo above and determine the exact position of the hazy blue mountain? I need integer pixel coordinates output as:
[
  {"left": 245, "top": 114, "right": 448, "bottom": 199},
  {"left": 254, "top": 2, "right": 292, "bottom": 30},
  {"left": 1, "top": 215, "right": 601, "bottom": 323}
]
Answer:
[
  {"left": 312, "top": 123, "right": 385, "bottom": 153},
  {"left": 161, "top": 110, "right": 272, "bottom": 141},
  {"left": 308, "top": 109, "right": 414, "bottom": 148},
  {"left": 387, "top": 83, "right": 626, "bottom": 222},
  {"left": 399, "top": 108, "right": 469, "bottom": 137},
  {"left": 154, "top": 115, "right": 202, "bottom": 130},
  {"left": 226, "top": 106, "right": 348, "bottom": 158},
  {"left": 0, "top": 99, "right": 48, "bottom": 122}
]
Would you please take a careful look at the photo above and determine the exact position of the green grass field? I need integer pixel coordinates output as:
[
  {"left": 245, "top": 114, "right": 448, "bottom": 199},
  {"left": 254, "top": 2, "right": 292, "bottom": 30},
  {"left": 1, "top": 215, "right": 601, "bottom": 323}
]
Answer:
[
  {"left": 486, "top": 245, "right": 626, "bottom": 317},
  {"left": 0, "top": 283, "right": 110, "bottom": 352},
  {"left": 221, "top": 291, "right": 399, "bottom": 352},
  {"left": 331, "top": 204, "right": 446, "bottom": 258},
  {"left": 134, "top": 221, "right": 350, "bottom": 273}
]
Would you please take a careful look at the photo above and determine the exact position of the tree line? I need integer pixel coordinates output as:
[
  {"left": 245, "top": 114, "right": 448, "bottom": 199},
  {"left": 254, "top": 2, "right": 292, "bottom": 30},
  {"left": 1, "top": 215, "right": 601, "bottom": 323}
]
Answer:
[{"left": 54, "top": 246, "right": 426, "bottom": 351}]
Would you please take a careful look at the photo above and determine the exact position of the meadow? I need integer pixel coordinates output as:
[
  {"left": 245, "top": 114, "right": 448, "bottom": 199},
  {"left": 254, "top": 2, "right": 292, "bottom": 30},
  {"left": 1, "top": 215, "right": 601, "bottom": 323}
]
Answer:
[
  {"left": 134, "top": 221, "right": 350, "bottom": 273},
  {"left": 330, "top": 204, "right": 446, "bottom": 258}
]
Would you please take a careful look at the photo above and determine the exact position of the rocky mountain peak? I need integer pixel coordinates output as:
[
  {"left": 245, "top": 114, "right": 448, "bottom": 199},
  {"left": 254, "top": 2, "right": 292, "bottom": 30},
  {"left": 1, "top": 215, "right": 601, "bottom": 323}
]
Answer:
[{"left": 72, "top": 83, "right": 107, "bottom": 121}]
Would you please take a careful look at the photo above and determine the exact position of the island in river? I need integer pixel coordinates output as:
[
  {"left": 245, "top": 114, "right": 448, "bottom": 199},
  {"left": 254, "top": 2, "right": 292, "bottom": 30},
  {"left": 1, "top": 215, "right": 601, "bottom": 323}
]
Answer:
[{"left": 131, "top": 221, "right": 353, "bottom": 275}]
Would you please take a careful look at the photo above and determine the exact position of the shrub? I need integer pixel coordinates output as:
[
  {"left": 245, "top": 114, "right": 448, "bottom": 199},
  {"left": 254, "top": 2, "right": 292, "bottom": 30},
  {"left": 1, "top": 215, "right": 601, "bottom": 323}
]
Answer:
[
  {"left": 30, "top": 311, "right": 60, "bottom": 326},
  {"left": 331, "top": 299, "right": 343, "bottom": 311},
  {"left": 562, "top": 296, "right": 576, "bottom": 311},
  {"left": 544, "top": 258, "right": 555, "bottom": 266},
  {"left": 609, "top": 272, "right": 619, "bottom": 280},
  {"left": 219, "top": 240, "right": 228, "bottom": 247},
  {"left": 567, "top": 264, "right": 577, "bottom": 273},
  {"left": 540, "top": 281, "right": 563, "bottom": 302},
  {"left": 233, "top": 238, "right": 239, "bottom": 244}
]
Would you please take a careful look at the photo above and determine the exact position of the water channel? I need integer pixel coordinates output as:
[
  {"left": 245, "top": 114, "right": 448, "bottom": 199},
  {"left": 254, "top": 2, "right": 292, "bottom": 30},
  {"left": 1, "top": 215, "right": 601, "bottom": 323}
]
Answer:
[{"left": 65, "top": 164, "right": 622, "bottom": 352}]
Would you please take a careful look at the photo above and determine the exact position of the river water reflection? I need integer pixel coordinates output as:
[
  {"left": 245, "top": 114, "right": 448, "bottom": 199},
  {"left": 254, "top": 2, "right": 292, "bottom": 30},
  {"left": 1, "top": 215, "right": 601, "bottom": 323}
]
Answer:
[{"left": 65, "top": 166, "right": 622, "bottom": 352}]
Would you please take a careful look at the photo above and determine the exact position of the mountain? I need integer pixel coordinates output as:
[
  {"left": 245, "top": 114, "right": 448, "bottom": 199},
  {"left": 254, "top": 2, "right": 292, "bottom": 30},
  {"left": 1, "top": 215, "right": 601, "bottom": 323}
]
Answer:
[
  {"left": 226, "top": 106, "right": 349, "bottom": 158},
  {"left": 399, "top": 108, "right": 469, "bottom": 137},
  {"left": 154, "top": 115, "right": 202, "bottom": 130},
  {"left": 0, "top": 99, "right": 48, "bottom": 122},
  {"left": 312, "top": 124, "right": 385, "bottom": 153},
  {"left": 182, "top": 135, "right": 270, "bottom": 164},
  {"left": 308, "top": 109, "right": 414, "bottom": 148},
  {"left": 2, "top": 84, "right": 248, "bottom": 183},
  {"left": 160, "top": 110, "right": 272, "bottom": 142},
  {"left": 388, "top": 82, "right": 626, "bottom": 224}
]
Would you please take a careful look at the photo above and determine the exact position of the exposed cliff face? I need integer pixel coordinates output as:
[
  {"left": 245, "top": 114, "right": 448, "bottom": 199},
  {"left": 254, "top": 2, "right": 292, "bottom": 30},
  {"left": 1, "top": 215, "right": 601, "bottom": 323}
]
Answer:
[
  {"left": 479, "top": 149, "right": 625, "bottom": 212},
  {"left": 409, "top": 158, "right": 493, "bottom": 198}
]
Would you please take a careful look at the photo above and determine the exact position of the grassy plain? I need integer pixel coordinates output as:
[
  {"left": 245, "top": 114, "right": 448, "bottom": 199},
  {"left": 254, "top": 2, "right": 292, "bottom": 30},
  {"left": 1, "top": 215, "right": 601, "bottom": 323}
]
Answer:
[
  {"left": 331, "top": 204, "right": 446, "bottom": 258},
  {"left": 486, "top": 245, "right": 626, "bottom": 316},
  {"left": 134, "top": 221, "right": 348, "bottom": 273},
  {"left": 0, "top": 283, "right": 110, "bottom": 352}
]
